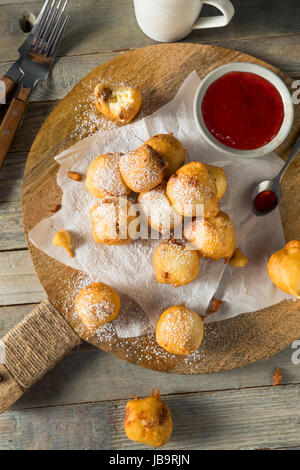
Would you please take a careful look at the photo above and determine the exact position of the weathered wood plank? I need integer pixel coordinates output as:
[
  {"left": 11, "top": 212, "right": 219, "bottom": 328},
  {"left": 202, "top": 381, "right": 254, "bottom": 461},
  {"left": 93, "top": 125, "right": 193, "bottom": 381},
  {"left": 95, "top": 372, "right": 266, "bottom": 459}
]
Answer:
[
  {"left": 1, "top": 34, "right": 300, "bottom": 108},
  {"left": 0, "top": 0, "right": 300, "bottom": 62},
  {"left": 0, "top": 152, "right": 27, "bottom": 203},
  {"left": 0, "top": 151, "right": 27, "bottom": 250},
  {"left": 0, "top": 0, "right": 40, "bottom": 4},
  {"left": 1, "top": 385, "right": 300, "bottom": 449},
  {"left": 10, "top": 101, "right": 57, "bottom": 153},
  {"left": 0, "top": 250, "right": 44, "bottom": 305},
  {"left": 14, "top": 341, "right": 300, "bottom": 410},
  {"left": 0, "top": 304, "right": 299, "bottom": 408},
  {"left": 0, "top": 0, "right": 152, "bottom": 62},
  {"left": 0, "top": 201, "right": 25, "bottom": 250},
  {"left": 214, "top": 34, "right": 300, "bottom": 78},
  {"left": 0, "top": 52, "right": 121, "bottom": 103}
]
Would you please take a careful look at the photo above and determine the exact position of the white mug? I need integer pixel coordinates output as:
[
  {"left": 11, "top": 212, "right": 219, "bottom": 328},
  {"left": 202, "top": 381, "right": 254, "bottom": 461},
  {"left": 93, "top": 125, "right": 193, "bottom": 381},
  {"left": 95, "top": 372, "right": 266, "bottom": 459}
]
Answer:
[{"left": 133, "top": 0, "right": 235, "bottom": 42}]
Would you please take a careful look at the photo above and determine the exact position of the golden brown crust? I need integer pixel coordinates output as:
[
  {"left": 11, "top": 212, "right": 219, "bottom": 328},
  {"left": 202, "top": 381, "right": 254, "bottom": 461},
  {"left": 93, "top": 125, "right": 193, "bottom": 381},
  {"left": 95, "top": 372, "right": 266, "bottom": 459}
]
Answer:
[
  {"left": 145, "top": 133, "right": 186, "bottom": 177},
  {"left": 76, "top": 282, "right": 120, "bottom": 331},
  {"left": 119, "top": 144, "right": 168, "bottom": 193},
  {"left": 184, "top": 211, "right": 236, "bottom": 261},
  {"left": 154, "top": 240, "right": 199, "bottom": 287},
  {"left": 124, "top": 390, "right": 173, "bottom": 448},
  {"left": 230, "top": 248, "right": 248, "bottom": 267},
  {"left": 67, "top": 171, "right": 82, "bottom": 182},
  {"left": 166, "top": 162, "right": 219, "bottom": 218},
  {"left": 267, "top": 240, "right": 300, "bottom": 299},
  {"left": 90, "top": 197, "right": 139, "bottom": 245},
  {"left": 273, "top": 367, "right": 283, "bottom": 386},
  {"left": 207, "top": 296, "right": 224, "bottom": 315},
  {"left": 85, "top": 153, "right": 131, "bottom": 199},
  {"left": 52, "top": 230, "right": 73, "bottom": 258},
  {"left": 156, "top": 305, "right": 204, "bottom": 356},
  {"left": 94, "top": 84, "right": 142, "bottom": 125},
  {"left": 205, "top": 164, "right": 227, "bottom": 200}
]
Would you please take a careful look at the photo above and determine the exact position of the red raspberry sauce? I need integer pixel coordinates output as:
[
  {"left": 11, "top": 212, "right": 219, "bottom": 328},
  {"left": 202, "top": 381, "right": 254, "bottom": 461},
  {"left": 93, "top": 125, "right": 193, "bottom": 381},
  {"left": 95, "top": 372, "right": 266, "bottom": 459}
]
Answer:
[
  {"left": 254, "top": 190, "right": 278, "bottom": 213},
  {"left": 202, "top": 71, "right": 284, "bottom": 150}
]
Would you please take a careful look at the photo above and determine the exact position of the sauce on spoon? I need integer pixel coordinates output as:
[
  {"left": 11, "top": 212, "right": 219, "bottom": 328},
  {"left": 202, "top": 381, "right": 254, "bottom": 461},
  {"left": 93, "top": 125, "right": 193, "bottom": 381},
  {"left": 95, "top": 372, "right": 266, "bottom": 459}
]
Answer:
[{"left": 253, "top": 190, "right": 278, "bottom": 213}]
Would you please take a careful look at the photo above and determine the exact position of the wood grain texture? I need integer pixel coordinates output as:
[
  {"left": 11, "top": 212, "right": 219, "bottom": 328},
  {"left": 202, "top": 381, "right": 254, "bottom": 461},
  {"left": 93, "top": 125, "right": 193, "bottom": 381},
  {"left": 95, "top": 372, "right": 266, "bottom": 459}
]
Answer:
[
  {"left": 0, "top": 201, "right": 25, "bottom": 250},
  {"left": 10, "top": 101, "right": 57, "bottom": 153},
  {"left": 1, "top": 0, "right": 300, "bottom": 62},
  {"left": 1, "top": 385, "right": 300, "bottom": 449},
  {"left": 13, "top": 344, "right": 300, "bottom": 409},
  {"left": 1, "top": 305, "right": 297, "bottom": 408},
  {"left": 21, "top": 44, "right": 300, "bottom": 375},
  {"left": 0, "top": 87, "right": 31, "bottom": 169},
  {"left": 0, "top": 152, "right": 27, "bottom": 203},
  {"left": 0, "top": 251, "right": 45, "bottom": 305},
  {"left": 1, "top": 35, "right": 300, "bottom": 108}
]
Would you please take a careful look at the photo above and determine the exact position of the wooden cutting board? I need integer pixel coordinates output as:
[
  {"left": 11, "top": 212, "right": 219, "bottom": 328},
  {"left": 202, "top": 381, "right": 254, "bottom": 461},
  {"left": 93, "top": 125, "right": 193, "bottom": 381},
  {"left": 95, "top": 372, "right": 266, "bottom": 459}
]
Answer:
[{"left": 22, "top": 43, "right": 300, "bottom": 374}]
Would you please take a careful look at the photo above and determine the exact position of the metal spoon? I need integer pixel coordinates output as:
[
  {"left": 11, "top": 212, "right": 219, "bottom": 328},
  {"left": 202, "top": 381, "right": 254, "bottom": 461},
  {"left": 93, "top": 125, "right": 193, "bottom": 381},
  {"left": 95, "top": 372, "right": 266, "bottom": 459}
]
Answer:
[{"left": 252, "top": 132, "right": 300, "bottom": 216}]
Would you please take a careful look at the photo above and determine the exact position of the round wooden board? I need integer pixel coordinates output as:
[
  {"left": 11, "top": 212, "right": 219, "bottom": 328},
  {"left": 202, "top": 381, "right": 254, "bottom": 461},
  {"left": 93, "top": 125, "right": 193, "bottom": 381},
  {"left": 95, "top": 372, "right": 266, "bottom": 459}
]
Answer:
[{"left": 22, "top": 43, "right": 300, "bottom": 374}]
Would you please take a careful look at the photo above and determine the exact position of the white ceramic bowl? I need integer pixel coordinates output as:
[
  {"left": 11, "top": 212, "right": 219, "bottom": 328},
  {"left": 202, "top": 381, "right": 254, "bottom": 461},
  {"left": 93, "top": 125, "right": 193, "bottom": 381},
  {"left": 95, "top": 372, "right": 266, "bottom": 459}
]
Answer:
[{"left": 194, "top": 62, "right": 294, "bottom": 158}]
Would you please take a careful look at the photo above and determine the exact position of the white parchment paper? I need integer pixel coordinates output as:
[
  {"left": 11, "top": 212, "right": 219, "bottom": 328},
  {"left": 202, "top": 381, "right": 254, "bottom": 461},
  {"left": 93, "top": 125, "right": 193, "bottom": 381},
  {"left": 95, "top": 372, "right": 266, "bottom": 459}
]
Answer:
[{"left": 29, "top": 71, "right": 292, "bottom": 334}]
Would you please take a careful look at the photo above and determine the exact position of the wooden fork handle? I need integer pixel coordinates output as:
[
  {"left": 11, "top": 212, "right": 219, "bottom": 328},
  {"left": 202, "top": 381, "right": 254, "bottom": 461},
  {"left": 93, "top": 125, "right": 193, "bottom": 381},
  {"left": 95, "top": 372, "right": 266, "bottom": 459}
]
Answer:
[
  {"left": 0, "top": 75, "right": 16, "bottom": 110},
  {"left": 0, "top": 298, "right": 81, "bottom": 414},
  {"left": 0, "top": 85, "right": 32, "bottom": 169}
]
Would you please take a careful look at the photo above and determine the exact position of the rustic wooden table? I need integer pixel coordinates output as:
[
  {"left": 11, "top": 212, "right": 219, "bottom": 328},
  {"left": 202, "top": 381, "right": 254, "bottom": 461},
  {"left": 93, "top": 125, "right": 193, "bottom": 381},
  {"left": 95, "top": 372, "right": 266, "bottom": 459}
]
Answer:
[{"left": 1, "top": 0, "right": 300, "bottom": 450}]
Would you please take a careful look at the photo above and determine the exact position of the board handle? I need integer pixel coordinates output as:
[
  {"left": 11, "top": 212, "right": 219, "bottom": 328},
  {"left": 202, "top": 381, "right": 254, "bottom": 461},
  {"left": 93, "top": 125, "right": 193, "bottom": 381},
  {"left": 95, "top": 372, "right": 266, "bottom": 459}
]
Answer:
[
  {"left": 0, "top": 85, "right": 32, "bottom": 169},
  {"left": 0, "top": 298, "right": 81, "bottom": 414}
]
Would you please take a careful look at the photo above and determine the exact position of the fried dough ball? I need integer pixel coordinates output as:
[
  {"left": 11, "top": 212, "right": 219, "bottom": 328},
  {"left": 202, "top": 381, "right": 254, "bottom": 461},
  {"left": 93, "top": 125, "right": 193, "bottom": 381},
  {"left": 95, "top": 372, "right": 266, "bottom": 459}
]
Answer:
[
  {"left": 85, "top": 153, "right": 131, "bottom": 199},
  {"left": 52, "top": 230, "right": 73, "bottom": 258},
  {"left": 156, "top": 305, "right": 204, "bottom": 356},
  {"left": 184, "top": 211, "right": 236, "bottom": 261},
  {"left": 154, "top": 240, "right": 199, "bottom": 287},
  {"left": 90, "top": 197, "right": 139, "bottom": 245},
  {"left": 267, "top": 240, "right": 300, "bottom": 299},
  {"left": 205, "top": 164, "right": 227, "bottom": 200},
  {"left": 145, "top": 134, "right": 186, "bottom": 178},
  {"left": 94, "top": 83, "right": 142, "bottom": 125},
  {"left": 76, "top": 282, "right": 120, "bottom": 331},
  {"left": 124, "top": 390, "right": 173, "bottom": 448},
  {"left": 119, "top": 144, "right": 168, "bottom": 192},
  {"left": 230, "top": 248, "right": 248, "bottom": 267},
  {"left": 166, "top": 162, "right": 219, "bottom": 218},
  {"left": 138, "top": 181, "right": 182, "bottom": 234}
]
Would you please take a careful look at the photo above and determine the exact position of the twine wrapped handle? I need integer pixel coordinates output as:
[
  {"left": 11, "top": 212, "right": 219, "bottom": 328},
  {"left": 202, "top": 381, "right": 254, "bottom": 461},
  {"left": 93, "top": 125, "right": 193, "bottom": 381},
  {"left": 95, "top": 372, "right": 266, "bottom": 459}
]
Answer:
[{"left": 0, "top": 298, "right": 81, "bottom": 414}]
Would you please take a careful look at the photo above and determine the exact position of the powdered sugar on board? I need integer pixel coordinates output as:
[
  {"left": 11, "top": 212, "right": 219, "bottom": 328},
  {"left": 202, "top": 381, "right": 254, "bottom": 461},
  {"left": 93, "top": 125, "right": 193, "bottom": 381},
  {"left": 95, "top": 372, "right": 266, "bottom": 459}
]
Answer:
[{"left": 29, "top": 71, "right": 292, "bottom": 341}]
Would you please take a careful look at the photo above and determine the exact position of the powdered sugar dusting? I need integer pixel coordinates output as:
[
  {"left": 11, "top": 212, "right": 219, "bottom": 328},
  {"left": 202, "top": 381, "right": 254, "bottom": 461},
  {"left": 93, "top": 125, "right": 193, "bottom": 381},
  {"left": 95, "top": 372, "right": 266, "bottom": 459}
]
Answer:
[
  {"left": 29, "top": 71, "right": 291, "bottom": 359},
  {"left": 60, "top": 274, "right": 150, "bottom": 340},
  {"left": 92, "top": 153, "right": 129, "bottom": 196},
  {"left": 156, "top": 241, "right": 198, "bottom": 284},
  {"left": 119, "top": 145, "right": 165, "bottom": 192},
  {"left": 157, "top": 307, "right": 202, "bottom": 354}
]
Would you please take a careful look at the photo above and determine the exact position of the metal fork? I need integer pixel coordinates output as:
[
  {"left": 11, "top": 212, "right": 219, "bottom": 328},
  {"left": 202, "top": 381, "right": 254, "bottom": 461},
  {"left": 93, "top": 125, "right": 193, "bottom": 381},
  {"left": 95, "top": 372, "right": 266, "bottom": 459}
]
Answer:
[
  {"left": 0, "top": 0, "right": 51, "bottom": 109},
  {"left": 0, "top": 0, "right": 69, "bottom": 168}
]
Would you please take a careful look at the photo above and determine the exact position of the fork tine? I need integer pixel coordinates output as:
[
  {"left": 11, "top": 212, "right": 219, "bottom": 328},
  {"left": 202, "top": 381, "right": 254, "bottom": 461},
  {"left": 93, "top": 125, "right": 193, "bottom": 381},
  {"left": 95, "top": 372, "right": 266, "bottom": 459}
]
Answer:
[
  {"left": 31, "top": 0, "right": 52, "bottom": 47},
  {"left": 43, "top": 0, "right": 68, "bottom": 55},
  {"left": 39, "top": 0, "right": 63, "bottom": 54},
  {"left": 33, "top": 0, "right": 56, "bottom": 50},
  {"left": 31, "top": 0, "right": 51, "bottom": 35},
  {"left": 49, "top": 14, "right": 69, "bottom": 59}
]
